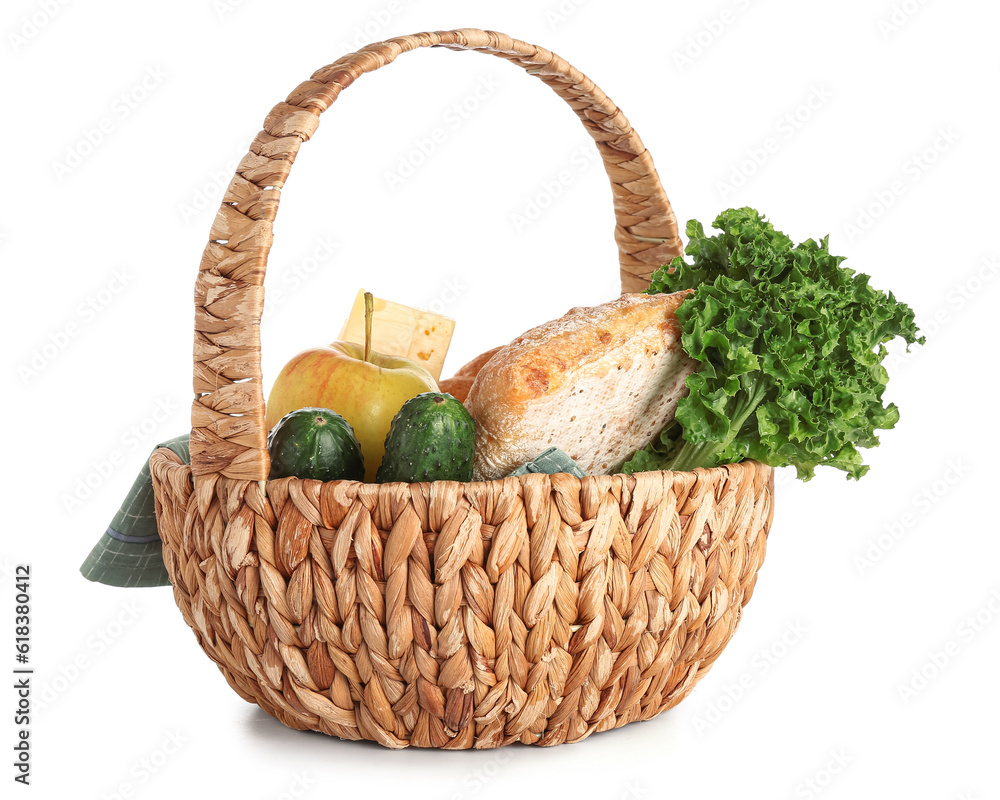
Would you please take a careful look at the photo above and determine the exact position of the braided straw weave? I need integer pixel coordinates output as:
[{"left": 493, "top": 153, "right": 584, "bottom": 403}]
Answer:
[{"left": 150, "top": 29, "right": 775, "bottom": 749}]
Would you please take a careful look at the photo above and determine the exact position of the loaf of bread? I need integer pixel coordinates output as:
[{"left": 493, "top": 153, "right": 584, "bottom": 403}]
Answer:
[
  {"left": 438, "top": 347, "right": 502, "bottom": 403},
  {"left": 465, "top": 292, "right": 696, "bottom": 479}
]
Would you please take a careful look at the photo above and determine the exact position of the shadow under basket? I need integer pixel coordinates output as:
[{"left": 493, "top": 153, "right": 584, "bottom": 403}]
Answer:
[{"left": 149, "top": 28, "right": 776, "bottom": 749}]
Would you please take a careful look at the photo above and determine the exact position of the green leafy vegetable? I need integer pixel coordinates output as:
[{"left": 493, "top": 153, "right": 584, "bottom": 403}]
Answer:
[{"left": 622, "top": 207, "right": 924, "bottom": 480}]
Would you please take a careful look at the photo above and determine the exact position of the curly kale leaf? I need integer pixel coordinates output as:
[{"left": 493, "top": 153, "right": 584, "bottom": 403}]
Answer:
[{"left": 623, "top": 207, "right": 924, "bottom": 480}]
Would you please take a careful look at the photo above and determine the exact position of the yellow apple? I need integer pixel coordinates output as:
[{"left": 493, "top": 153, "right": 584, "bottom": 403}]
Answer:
[{"left": 265, "top": 294, "right": 439, "bottom": 482}]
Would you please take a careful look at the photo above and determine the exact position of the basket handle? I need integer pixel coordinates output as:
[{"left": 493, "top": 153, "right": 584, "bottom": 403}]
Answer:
[{"left": 191, "top": 28, "right": 683, "bottom": 482}]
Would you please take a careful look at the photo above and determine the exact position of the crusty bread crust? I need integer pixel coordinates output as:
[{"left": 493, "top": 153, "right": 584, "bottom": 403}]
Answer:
[
  {"left": 439, "top": 347, "right": 503, "bottom": 403},
  {"left": 465, "top": 292, "right": 696, "bottom": 479},
  {"left": 438, "top": 375, "right": 475, "bottom": 404},
  {"left": 454, "top": 347, "right": 503, "bottom": 378}
]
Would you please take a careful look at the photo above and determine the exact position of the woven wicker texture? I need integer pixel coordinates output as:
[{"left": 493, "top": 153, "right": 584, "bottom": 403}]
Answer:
[
  {"left": 152, "top": 452, "right": 772, "bottom": 747},
  {"left": 150, "top": 29, "right": 775, "bottom": 749}
]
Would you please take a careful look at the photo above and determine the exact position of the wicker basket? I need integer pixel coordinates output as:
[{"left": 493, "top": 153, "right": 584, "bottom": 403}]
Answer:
[{"left": 149, "top": 29, "right": 775, "bottom": 749}]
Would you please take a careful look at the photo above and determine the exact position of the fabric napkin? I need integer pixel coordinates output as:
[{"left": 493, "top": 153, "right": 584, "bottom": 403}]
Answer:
[
  {"left": 79, "top": 434, "right": 189, "bottom": 588},
  {"left": 506, "top": 447, "right": 585, "bottom": 478}
]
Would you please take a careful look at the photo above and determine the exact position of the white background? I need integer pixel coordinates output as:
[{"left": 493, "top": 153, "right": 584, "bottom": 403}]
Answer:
[{"left": 3, "top": 0, "right": 999, "bottom": 797}]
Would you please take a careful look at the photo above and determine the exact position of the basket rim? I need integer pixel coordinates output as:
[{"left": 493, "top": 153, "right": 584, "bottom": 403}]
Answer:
[{"left": 150, "top": 446, "right": 773, "bottom": 486}]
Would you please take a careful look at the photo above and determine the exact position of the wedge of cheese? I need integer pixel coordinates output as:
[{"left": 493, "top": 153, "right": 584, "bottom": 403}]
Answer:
[{"left": 338, "top": 290, "right": 455, "bottom": 381}]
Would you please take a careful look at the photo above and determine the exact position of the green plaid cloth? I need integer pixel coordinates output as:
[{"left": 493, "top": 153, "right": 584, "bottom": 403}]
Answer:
[
  {"left": 80, "top": 434, "right": 189, "bottom": 588},
  {"left": 508, "top": 447, "right": 585, "bottom": 478}
]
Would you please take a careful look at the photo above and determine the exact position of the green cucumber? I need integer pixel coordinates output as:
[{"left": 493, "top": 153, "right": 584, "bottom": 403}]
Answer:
[
  {"left": 268, "top": 408, "right": 365, "bottom": 482},
  {"left": 376, "top": 393, "right": 475, "bottom": 483}
]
